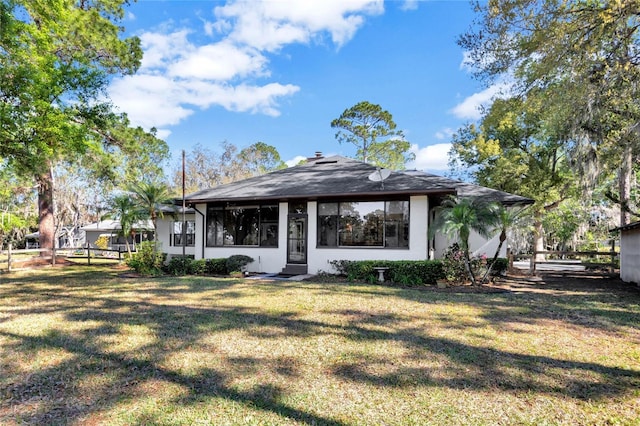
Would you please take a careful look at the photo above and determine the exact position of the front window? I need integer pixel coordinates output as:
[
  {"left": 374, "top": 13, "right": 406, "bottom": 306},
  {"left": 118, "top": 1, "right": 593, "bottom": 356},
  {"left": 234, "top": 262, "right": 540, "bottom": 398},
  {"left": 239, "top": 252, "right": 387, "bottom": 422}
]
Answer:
[
  {"left": 172, "top": 220, "right": 195, "bottom": 246},
  {"left": 318, "top": 200, "right": 409, "bottom": 248},
  {"left": 206, "top": 204, "right": 279, "bottom": 247}
]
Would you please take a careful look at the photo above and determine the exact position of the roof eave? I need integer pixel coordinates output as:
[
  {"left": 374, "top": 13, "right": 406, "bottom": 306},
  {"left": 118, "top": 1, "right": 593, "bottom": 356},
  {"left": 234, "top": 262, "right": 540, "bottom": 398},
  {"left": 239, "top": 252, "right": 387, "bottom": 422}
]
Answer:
[{"left": 184, "top": 188, "right": 458, "bottom": 204}]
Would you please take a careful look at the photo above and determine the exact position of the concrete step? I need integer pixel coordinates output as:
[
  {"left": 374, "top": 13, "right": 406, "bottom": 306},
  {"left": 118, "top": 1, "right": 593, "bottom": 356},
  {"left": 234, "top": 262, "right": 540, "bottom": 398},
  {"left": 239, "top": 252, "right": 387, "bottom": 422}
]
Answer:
[{"left": 281, "top": 264, "right": 308, "bottom": 275}]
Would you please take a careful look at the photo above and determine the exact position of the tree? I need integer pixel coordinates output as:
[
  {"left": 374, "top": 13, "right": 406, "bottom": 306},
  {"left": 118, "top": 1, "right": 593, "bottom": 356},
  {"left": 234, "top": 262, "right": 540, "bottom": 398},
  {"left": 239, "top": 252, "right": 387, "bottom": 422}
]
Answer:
[
  {"left": 331, "top": 101, "right": 414, "bottom": 169},
  {"left": 480, "top": 204, "right": 527, "bottom": 283},
  {"left": 0, "top": 0, "right": 145, "bottom": 252},
  {"left": 173, "top": 141, "right": 285, "bottom": 194},
  {"left": 459, "top": 0, "right": 640, "bottom": 225},
  {"left": 237, "top": 142, "right": 286, "bottom": 177},
  {"left": 130, "top": 182, "right": 174, "bottom": 242},
  {"left": 103, "top": 194, "right": 144, "bottom": 256},
  {"left": 430, "top": 196, "right": 495, "bottom": 285},
  {"left": 449, "top": 96, "right": 578, "bottom": 259}
]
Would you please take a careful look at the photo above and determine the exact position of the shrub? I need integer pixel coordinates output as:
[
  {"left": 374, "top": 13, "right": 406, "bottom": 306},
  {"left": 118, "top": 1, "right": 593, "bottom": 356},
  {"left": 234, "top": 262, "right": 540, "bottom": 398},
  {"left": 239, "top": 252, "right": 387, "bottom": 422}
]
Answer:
[
  {"left": 205, "top": 258, "right": 227, "bottom": 275},
  {"left": 126, "top": 241, "right": 164, "bottom": 276},
  {"left": 94, "top": 235, "right": 110, "bottom": 250},
  {"left": 165, "top": 256, "right": 193, "bottom": 276},
  {"left": 441, "top": 244, "right": 467, "bottom": 284},
  {"left": 489, "top": 258, "right": 509, "bottom": 276},
  {"left": 189, "top": 259, "right": 207, "bottom": 275},
  {"left": 226, "top": 255, "right": 254, "bottom": 273},
  {"left": 329, "top": 259, "right": 444, "bottom": 286}
]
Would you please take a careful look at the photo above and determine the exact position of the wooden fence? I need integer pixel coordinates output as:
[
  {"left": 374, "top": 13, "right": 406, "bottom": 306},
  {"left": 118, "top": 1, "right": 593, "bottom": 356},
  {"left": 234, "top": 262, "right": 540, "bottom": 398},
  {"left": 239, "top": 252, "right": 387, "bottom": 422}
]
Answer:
[
  {"left": 509, "top": 249, "right": 619, "bottom": 274},
  {"left": 0, "top": 244, "right": 129, "bottom": 272}
]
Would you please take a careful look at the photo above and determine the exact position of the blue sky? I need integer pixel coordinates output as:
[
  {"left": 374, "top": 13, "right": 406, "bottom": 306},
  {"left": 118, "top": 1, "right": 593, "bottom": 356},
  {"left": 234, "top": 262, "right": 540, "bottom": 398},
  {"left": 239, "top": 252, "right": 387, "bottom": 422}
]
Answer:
[{"left": 108, "top": 0, "right": 499, "bottom": 173}]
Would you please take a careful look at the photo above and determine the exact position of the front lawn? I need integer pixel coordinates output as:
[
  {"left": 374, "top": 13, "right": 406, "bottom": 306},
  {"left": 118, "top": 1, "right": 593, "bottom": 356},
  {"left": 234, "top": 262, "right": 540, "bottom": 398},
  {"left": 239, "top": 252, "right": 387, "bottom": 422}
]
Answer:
[{"left": 1, "top": 266, "right": 638, "bottom": 425}]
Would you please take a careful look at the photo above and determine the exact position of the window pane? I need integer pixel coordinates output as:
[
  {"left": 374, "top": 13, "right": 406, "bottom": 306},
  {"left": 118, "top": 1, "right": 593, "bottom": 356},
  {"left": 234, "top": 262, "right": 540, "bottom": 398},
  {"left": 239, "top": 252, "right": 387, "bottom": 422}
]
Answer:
[
  {"left": 224, "top": 207, "right": 259, "bottom": 246},
  {"left": 339, "top": 201, "right": 384, "bottom": 246},
  {"left": 206, "top": 206, "right": 223, "bottom": 246},
  {"left": 385, "top": 201, "right": 409, "bottom": 248},
  {"left": 318, "top": 214, "right": 338, "bottom": 246},
  {"left": 318, "top": 202, "right": 338, "bottom": 216},
  {"left": 289, "top": 202, "right": 306, "bottom": 214}
]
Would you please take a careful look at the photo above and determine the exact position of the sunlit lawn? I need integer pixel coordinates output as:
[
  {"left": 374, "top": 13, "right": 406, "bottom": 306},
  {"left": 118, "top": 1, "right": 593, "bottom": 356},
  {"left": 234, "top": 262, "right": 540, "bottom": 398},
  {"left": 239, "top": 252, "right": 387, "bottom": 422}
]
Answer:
[{"left": 1, "top": 266, "right": 639, "bottom": 425}]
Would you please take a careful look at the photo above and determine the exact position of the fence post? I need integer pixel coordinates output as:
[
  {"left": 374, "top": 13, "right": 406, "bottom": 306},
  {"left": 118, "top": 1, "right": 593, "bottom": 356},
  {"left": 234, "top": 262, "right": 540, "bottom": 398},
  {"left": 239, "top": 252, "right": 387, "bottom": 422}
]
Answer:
[
  {"left": 52, "top": 247, "right": 56, "bottom": 266},
  {"left": 87, "top": 242, "right": 91, "bottom": 266},
  {"left": 610, "top": 239, "right": 616, "bottom": 274},
  {"left": 118, "top": 247, "right": 122, "bottom": 263},
  {"left": 7, "top": 243, "right": 12, "bottom": 272}
]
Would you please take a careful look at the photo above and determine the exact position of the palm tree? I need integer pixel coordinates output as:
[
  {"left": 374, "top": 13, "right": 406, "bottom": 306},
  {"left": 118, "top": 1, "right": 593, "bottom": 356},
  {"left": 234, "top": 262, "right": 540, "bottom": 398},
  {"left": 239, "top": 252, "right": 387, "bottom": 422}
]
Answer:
[
  {"left": 103, "top": 194, "right": 144, "bottom": 256},
  {"left": 480, "top": 204, "right": 526, "bottom": 283},
  {"left": 130, "top": 182, "right": 174, "bottom": 242},
  {"left": 430, "top": 196, "right": 495, "bottom": 285}
]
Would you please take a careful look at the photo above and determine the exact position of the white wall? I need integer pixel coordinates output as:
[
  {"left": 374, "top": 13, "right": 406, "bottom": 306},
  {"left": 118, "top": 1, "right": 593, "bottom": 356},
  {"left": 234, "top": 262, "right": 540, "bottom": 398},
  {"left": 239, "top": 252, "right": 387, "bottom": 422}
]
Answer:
[
  {"left": 157, "top": 214, "right": 196, "bottom": 257},
  {"left": 200, "top": 202, "right": 287, "bottom": 273},
  {"left": 620, "top": 228, "right": 640, "bottom": 285},
  {"left": 308, "top": 196, "right": 429, "bottom": 274},
  {"left": 186, "top": 196, "right": 507, "bottom": 275},
  {"left": 434, "top": 230, "right": 505, "bottom": 259}
]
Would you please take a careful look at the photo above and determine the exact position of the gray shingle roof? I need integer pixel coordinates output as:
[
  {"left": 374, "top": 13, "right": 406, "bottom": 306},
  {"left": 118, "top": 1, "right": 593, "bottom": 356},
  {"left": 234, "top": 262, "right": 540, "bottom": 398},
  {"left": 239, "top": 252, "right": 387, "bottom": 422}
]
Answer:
[
  {"left": 184, "top": 155, "right": 533, "bottom": 205},
  {"left": 401, "top": 170, "right": 534, "bottom": 205}
]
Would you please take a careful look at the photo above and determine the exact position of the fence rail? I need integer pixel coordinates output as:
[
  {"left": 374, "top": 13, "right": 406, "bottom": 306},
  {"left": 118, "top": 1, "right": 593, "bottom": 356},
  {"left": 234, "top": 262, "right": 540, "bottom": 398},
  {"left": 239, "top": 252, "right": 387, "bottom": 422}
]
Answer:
[
  {"left": 0, "top": 244, "right": 130, "bottom": 272},
  {"left": 509, "top": 249, "right": 618, "bottom": 274}
]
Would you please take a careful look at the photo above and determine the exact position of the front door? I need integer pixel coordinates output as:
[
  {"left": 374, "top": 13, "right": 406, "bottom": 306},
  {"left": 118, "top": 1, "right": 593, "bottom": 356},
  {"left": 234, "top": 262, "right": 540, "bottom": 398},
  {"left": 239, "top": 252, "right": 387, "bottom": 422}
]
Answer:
[{"left": 287, "top": 215, "right": 307, "bottom": 264}]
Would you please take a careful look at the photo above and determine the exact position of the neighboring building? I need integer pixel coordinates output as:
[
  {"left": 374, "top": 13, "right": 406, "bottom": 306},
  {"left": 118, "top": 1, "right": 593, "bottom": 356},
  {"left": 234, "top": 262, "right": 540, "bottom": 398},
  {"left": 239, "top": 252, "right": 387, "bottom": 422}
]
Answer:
[
  {"left": 615, "top": 221, "right": 640, "bottom": 285},
  {"left": 25, "top": 227, "right": 85, "bottom": 249},
  {"left": 163, "top": 155, "right": 532, "bottom": 275},
  {"left": 80, "top": 220, "right": 154, "bottom": 251}
]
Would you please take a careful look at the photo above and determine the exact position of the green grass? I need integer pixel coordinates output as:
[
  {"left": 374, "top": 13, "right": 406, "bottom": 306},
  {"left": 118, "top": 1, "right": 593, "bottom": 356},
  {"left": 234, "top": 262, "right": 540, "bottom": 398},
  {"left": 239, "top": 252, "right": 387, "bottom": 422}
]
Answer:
[{"left": 1, "top": 266, "right": 639, "bottom": 425}]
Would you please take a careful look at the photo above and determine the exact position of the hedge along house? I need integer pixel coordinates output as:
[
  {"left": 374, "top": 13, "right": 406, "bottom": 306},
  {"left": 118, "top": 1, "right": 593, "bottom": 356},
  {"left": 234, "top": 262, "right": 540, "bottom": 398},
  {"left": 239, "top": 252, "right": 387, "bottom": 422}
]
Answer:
[{"left": 175, "top": 155, "right": 532, "bottom": 275}]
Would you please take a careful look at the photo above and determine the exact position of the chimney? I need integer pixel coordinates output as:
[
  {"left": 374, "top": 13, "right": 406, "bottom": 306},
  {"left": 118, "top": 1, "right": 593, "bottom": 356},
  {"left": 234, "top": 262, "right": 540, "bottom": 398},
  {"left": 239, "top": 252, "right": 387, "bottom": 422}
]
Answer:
[{"left": 307, "top": 151, "right": 324, "bottom": 162}]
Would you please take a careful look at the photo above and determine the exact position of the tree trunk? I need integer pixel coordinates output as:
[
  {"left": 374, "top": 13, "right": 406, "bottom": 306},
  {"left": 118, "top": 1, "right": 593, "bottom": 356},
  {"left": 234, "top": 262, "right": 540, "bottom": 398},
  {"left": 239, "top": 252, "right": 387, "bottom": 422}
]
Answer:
[
  {"left": 619, "top": 143, "right": 633, "bottom": 226},
  {"left": 37, "top": 167, "right": 55, "bottom": 255},
  {"left": 482, "top": 230, "right": 506, "bottom": 283},
  {"left": 533, "top": 218, "right": 545, "bottom": 262}
]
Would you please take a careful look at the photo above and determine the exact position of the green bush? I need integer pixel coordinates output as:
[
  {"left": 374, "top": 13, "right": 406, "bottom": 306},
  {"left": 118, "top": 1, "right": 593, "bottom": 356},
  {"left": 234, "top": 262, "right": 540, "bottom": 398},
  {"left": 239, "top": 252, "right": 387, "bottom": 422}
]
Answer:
[
  {"left": 165, "top": 256, "right": 193, "bottom": 276},
  {"left": 189, "top": 259, "right": 207, "bottom": 275},
  {"left": 126, "top": 241, "right": 164, "bottom": 276},
  {"left": 226, "top": 255, "right": 254, "bottom": 273},
  {"left": 490, "top": 258, "right": 509, "bottom": 276},
  {"left": 205, "top": 258, "right": 227, "bottom": 275},
  {"left": 329, "top": 259, "right": 444, "bottom": 286}
]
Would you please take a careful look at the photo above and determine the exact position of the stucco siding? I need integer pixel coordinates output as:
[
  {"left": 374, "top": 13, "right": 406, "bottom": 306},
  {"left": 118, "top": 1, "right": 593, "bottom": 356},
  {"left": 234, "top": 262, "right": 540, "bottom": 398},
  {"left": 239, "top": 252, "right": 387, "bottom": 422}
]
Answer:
[
  {"left": 200, "top": 202, "right": 287, "bottom": 273},
  {"left": 620, "top": 227, "right": 640, "bottom": 284},
  {"left": 309, "top": 196, "right": 429, "bottom": 274},
  {"left": 157, "top": 215, "right": 196, "bottom": 257}
]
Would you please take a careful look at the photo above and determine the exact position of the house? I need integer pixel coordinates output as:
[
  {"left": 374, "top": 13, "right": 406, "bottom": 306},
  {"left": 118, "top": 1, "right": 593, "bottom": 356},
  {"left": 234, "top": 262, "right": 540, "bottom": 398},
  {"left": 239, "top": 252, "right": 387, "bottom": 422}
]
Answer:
[
  {"left": 25, "top": 227, "right": 85, "bottom": 249},
  {"left": 156, "top": 207, "right": 196, "bottom": 258},
  {"left": 80, "top": 220, "right": 154, "bottom": 251},
  {"left": 615, "top": 221, "right": 640, "bottom": 285},
  {"left": 164, "top": 155, "right": 532, "bottom": 275}
]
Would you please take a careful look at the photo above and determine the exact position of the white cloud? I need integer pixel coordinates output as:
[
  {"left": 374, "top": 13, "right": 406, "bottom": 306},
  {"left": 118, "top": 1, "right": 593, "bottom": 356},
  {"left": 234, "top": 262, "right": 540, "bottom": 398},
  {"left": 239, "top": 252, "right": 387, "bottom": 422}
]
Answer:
[
  {"left": 285, "top": 155, "right": 307, "bottom": 167},
  {"left": 434, "top": 127, "right": 454, "bottom": 140},
  {"left": 155, "top": 129, "right": 172, "bottom": 140},
  {"left": 213, "top": 0, "right": 384, "bottom": 51},
  {"left": 109, "top": 1, "right": 383, "bottom": 132},
  {"left": 168, "top": 41, "right": 267, "bottom": 80},
  {"left": 109, "top": 74, "right": 196, "bottom": 128},
  {"left": 450, "top": 82, "right": 510, "bottom": 120},
  {"left": 408, "top": 143, "right": 452, "bottom": 171},
  {"left": 400, "top": 0, "right": 419, "bottom": 11}
]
